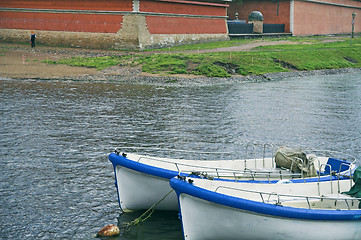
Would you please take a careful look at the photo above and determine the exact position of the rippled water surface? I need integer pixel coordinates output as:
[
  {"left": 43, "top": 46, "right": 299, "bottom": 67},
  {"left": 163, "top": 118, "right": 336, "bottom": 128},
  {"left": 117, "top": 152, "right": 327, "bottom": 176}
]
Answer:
[{"left": 1, "top": 73, "right": 360, "bottom": 239}]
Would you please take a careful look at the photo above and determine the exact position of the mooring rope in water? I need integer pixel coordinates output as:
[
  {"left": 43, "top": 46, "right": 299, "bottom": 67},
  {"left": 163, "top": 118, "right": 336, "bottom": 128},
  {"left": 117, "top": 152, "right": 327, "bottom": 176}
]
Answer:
[{"left": 122, "top": 189, "right": 174, "bottom": 233}]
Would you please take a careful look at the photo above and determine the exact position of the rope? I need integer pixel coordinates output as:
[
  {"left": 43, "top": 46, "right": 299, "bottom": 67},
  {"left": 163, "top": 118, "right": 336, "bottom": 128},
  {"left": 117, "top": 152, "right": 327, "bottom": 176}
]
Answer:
[
  {"left": 122, "top": 189, "right": 174, "bottom": 233},
  {"left": 190, "top": 171, "right": 215, "bottom": 180}
]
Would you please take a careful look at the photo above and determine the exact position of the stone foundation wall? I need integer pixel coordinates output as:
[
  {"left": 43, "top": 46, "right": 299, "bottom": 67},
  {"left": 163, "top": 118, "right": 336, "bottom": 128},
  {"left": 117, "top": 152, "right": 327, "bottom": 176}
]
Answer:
[
  {"left": 147, "top": 33, "right": 229, "bottom": 49},
  {"left": 0, "top": 29, "right": 120, "bottom": 49}
]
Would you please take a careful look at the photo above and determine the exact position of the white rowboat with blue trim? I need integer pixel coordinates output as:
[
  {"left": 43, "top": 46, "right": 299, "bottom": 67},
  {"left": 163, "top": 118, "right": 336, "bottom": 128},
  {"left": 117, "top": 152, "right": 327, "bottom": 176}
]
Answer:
[
  {"left": 170, "top": 175, "right": 361, "bottom": 240},
  {"left": 109, "top": 145, "right": 356, "bottom": 212}
]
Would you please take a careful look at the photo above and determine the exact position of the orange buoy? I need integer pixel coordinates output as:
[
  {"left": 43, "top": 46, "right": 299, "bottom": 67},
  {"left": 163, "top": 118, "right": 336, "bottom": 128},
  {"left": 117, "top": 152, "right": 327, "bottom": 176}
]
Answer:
[{"left": 96, "top": 224, "right": 120, "bottom": 237}]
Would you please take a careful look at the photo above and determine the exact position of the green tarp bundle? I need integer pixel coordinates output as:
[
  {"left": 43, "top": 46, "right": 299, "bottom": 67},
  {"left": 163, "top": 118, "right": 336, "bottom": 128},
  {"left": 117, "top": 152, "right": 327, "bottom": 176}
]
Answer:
[
  {"left": 343, "top": 166, "right": 361, "bottom": 208},
  {"left": 343, "top": 166, "right": 361, "bottom": 198}
]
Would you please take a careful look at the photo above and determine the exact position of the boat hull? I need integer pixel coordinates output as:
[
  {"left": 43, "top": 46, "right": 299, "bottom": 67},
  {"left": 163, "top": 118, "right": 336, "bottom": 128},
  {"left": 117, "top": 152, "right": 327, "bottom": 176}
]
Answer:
[
  {"left": 114, "top": 165, "right": 178, "bottom": 211},
  {"left": 178, "top": 193, "right": 361, "bottom": 240},
  {"left": 170, "top": 178, "right": 361, "bottom": 240}
]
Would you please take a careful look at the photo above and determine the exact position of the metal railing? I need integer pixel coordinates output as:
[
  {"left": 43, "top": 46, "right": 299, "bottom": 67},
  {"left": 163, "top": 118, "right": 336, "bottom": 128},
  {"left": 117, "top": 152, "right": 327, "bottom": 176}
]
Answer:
[
  {"left": 133, "top": 155, "right": 300, "bottom": 182},
  {"left": 214, "top": 185, "right": 360, "bottom": 210}
]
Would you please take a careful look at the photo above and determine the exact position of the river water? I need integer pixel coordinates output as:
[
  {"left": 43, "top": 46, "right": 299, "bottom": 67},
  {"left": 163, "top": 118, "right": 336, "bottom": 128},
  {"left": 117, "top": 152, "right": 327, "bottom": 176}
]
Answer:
[{"left": 1, "top": 73, "right": 360, "bottom": 239}]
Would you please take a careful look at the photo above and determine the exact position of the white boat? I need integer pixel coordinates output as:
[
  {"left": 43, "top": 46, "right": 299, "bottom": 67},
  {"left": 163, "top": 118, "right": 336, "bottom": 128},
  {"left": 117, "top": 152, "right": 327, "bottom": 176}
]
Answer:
[
  {"left": 108, "top": 144, "right": 356, "bottom": 212},
  {"left": 170, "top": 173, "right": 361, "bottom": 240}
]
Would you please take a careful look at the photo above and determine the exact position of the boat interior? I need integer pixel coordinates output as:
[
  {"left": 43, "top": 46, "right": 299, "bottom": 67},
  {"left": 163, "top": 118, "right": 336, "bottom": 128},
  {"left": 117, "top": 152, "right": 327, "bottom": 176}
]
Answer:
[
  {"left": 116, "top": 145, "right": 356, "bottom": 182},
  {"left": 185, "top": 177, "right": 360, "bottom": 210}
]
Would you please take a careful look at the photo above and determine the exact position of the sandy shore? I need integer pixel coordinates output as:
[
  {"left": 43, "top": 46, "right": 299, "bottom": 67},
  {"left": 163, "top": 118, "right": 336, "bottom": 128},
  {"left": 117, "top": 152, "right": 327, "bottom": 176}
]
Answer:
[
  {"left": 1, "top": 43, "right": 360, "bottom": 86},
  {"left": 0, "top": 44, "right": 106, "bottom": 79}
]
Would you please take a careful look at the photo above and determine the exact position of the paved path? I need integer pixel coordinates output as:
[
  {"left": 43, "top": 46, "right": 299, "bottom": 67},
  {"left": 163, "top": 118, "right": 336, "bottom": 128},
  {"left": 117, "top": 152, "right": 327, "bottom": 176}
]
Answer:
[{"left": 189, "top": 40, "right": 294, "bottom": 53}]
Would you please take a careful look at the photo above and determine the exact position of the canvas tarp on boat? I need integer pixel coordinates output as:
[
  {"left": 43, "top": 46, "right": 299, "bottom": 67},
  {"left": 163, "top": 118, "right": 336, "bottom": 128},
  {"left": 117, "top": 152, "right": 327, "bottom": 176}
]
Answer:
[
  {"left": 343, "top": 166, "right": 361, "bottom": 208},
  {"left": 343, "top": 167, "right": 361, "bottom": 198},
  {"left": 275, "top": 147, "right": 317, "bottom": 177}
]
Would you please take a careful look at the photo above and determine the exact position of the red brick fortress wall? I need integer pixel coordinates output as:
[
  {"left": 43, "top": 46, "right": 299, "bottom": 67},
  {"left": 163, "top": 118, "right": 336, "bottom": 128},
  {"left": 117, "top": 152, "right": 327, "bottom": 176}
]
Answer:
[
  {"left": 141, "top": 0, "right": 228, "bottom": 34},
  {"left": 292, "top": 0, "right": 361, "bottom": 35},
  {"left": 0, "top": 12, "right": 124, "bottom": 33},
  {"left": 0, "top": 0, "right": 131, "bottom": 32},
  {"left": 146, "top": 16, "right": 227, "bottom": 34}
]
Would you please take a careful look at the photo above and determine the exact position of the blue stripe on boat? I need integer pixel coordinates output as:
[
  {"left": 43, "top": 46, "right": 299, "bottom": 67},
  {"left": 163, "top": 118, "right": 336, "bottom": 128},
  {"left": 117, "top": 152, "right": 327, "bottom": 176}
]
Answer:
[{"left": 109, "top": 152, "right": 184, "bottom": 179}]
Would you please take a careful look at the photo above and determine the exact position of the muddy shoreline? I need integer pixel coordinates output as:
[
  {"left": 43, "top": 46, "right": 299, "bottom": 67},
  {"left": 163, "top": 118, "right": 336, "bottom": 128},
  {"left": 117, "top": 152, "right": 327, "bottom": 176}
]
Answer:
[{"left": 63, "top": 67, "right": 361, "bottom": 86}]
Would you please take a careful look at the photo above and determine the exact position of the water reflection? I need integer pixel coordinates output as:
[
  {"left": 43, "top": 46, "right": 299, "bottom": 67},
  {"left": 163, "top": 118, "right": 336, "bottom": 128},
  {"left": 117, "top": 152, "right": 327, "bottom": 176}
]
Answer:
[
  {"left": 0, "top": 73, "right": 360, "bottom": 239},
  {"left": 117, "top": 211, "right": 183, "bottom": 240}
]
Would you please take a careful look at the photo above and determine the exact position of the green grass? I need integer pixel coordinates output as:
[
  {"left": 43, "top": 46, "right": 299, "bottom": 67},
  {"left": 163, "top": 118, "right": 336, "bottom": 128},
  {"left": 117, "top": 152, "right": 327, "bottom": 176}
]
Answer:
[
  {"left": 43, "top": 56, "right": 121, "bottom": 70},
  {"left": 138, "top": 54, "right": 188, "bottom": 74},
  {"left": 135, "top": 43, "right": 361, "bottom": 77},
  {"left": 255, "top": 38, "right": 355, "bottom": 51},
  {"left": 193, "top": 63, "right": 231, "bottom": 77},
  {"left": 43, "top": 36, "right": 361, "bottom": 78}
]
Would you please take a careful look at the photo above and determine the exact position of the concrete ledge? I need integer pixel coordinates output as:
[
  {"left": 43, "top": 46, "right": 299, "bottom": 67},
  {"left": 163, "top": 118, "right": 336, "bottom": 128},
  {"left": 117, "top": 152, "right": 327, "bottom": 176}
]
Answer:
[
  {"left": 229, "top": 33, "right": 293, "bottom": 38},
  {"left": 296, "top": 0, "right": 361, "bottom": 10}
]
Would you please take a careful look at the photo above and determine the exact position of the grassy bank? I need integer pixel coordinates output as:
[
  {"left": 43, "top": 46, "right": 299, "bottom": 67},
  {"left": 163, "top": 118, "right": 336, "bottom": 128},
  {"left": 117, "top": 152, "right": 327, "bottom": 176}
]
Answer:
[{"left": 44, "top": 36, "right": 361, "bottom": 78}]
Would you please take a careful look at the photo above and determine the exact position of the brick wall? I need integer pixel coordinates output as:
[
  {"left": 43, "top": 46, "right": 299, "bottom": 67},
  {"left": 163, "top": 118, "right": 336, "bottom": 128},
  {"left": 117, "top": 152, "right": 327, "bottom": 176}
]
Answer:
[
  {"left": 293, "top": 0, "right": 361, "bottom": 35},
  {"left": 0, "top": 12, "right": 124, "bottom": 33}
]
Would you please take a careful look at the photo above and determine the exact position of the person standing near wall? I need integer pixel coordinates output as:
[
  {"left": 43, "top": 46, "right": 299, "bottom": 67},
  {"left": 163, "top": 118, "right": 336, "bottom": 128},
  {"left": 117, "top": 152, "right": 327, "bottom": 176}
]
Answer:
[{"left": 30, "top": 31, "right": 36, "bottom": 48}]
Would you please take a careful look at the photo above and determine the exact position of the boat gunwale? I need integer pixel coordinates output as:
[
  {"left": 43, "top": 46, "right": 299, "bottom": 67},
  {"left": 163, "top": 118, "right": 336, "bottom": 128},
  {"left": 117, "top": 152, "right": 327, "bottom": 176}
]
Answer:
[{"left": 109, "top": 152, "right": 183, "bottom": 180}]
